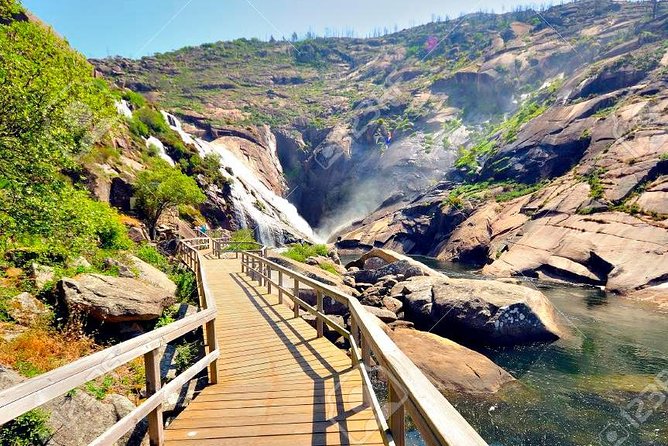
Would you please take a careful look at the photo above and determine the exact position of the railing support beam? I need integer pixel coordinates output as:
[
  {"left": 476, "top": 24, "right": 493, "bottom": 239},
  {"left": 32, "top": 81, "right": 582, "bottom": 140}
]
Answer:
[
  {"left": 293, "top": 279, "right": 300, "bottom": 318},
  {"left": 388, "top": 383, "right": 406, "bottom": 446},
  {"left": 278, "top": 270, "right": 283, "bottom": 304},
  {"left": 316, "top": 290, "right": 324, "bottom": 338},
  {"left": 144, "top": 349, "right": 164, "bottom": 446}
]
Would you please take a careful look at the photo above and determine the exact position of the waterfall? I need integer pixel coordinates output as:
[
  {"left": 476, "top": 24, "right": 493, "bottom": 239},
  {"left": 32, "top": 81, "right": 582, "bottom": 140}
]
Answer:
[
  {"left": 115, "top": 100, "right": 133, "bottom": 119},
  {"left": 145, "top": 136, "right": 175, "bottom": 166},
  {"left": 161, "top": 112, "right": 317, "bottom": 246}
]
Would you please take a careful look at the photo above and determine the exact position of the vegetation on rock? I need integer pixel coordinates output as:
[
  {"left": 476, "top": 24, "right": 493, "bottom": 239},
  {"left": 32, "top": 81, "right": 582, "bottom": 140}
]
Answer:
[{"left": 134, "top": 160, "right": 206, "bottom": 239}]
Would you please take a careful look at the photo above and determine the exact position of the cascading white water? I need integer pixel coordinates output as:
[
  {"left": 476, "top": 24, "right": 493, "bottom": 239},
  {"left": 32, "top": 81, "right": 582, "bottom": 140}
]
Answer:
[
  {"left": 115, "top": 100, "right": 133, "bottom": 119},
  {"left": 161, "top": 112, "right": 317, "bottom": 246},
  {"left": 145, "top": 136, "right": 175, "bottom": 166}
]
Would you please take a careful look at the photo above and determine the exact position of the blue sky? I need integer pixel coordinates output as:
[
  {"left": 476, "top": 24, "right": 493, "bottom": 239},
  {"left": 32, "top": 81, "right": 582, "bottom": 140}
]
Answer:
[{"left": 24, "top": 0, "right": 558, "bottom": 58}]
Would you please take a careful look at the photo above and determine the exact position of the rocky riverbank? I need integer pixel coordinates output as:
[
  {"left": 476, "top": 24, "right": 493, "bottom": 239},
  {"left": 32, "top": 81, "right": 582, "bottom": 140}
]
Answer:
[{"left": 277, "top": 246, "right": 569, "bottom": 394}]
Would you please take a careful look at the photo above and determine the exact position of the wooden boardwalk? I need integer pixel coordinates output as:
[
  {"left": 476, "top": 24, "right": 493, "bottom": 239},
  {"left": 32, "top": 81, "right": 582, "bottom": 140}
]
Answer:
[{"left": 164, "top": 257, "right": 385, "bottom": 446}]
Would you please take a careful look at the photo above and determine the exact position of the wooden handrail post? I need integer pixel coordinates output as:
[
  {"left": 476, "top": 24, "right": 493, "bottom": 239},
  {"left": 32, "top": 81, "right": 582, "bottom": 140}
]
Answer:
[
  {"left": 361, "top": 335, "right": 372, "bottom": 405},
  {"left": 206, "top": 319, "right": 219, "bottom": 384},
  {"left": 351, "top": 318, "right": 360, "bottom": 365},
  {"left": 316, "top": 290, "right": 324, "bottom": 338},
  {"left": 293, "top": 279, "right": 300, "bottom": 318},
  {"left": 144, "top": 349, "right": 164, "bottom": 446},
  {"left": 277, "top": 270, "right": 283, "bottom": 304},
  {"left": 388, "top": 383, "right": 406, "bottom": 446},
  {"left": 267, "top": 265, "right": 272, "bottom": 294}
]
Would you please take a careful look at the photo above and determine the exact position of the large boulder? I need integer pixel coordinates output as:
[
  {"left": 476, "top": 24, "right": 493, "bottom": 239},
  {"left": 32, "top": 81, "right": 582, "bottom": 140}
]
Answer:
[
  {"left": 387, "top": 328, "right": 515, "bottom": 394},
  {"left": 58, "top": 275, "right": 176, "bottom": 323},
  {"left": 395, "top": 276, "right": 563, "bottom": 345},
  {"left": 128, "top": 255, "right": 177, "bottom": 295},
  {"left": 347, "top": 260, "right": 431, "bottom": 285},
  {"left": 362, "top": 305, "right": 398, "bottom": 323},
  {"left": 346, "top": 248, "right": 443, "bottom": 276},
  {"left": 483, "top": 212, "right": 668, "bottom": 293}
]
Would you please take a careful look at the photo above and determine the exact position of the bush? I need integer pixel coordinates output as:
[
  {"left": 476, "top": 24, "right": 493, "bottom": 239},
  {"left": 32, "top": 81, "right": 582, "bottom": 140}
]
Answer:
[
  {"left": 173, "top": 341, "right": 202, "bottom": 374},
  {"left": 228, "top": 229, "right": 259, "bottom": 251},
  {"left": 135, "top": 244, "right": 170, "bottom": 272},
  {"left": 587, "top": 170, "right": 605, "bottom": 199},
  {"left": 121, "top": 90, "right": 146, "bottom": 109},
  {"left": 318, "top": 262, "right": 340, "bottom": 276},
  {"left": 0, "top": 327, "right": 93, "bottom": 377},
  {"left": 495, "top": 182, "right": 544, "bottom": 202},
  {"left": 127, "top": 116, "right": 149, "bottom": 138},
  {"left": 133, "top": 107, "right": 169, "bottom": 134},
  {"left": 0, "top": 409, "right": 52, "bottom": 446},
  {"left": 283, "top": 243, "right": 329, "bottom": 263},
  {"left": 171, "top": 269, "right": 198, "bottom": 305}
]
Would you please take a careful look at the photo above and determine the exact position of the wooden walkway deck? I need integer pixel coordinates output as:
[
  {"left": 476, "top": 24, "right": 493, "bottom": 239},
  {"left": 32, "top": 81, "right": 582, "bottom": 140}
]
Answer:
[{"left": 164, "top": 257, "right": 385, "bottom": 446}]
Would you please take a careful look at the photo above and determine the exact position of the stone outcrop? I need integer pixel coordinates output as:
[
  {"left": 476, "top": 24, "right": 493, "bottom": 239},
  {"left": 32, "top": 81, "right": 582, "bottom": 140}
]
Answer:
[
  {"left": 387, "top": 328, "right": 515, "bottom": 394},
  {"left": 31, "top": 263, "right": 55, "bottom": 290},
  {"left": 128, "top": 255, "right": 178, "bottom": 295},
  {"left": 337, "top": 81, "right": 668, "bottom": 299},
  {"left": 6, "top": 292, "right": 50, "bottom": 325},
  {"left": 394, "top": 276, "right": 563, "bottom": 344},
  {"left": 58, "top": 275, "right": 176, "bottom": 323}
]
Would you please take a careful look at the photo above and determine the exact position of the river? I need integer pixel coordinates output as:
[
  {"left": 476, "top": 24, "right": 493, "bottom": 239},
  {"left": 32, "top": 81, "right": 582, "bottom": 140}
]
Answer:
[{"left": 410, "top": 257, "right": 668, "bottom": 446}]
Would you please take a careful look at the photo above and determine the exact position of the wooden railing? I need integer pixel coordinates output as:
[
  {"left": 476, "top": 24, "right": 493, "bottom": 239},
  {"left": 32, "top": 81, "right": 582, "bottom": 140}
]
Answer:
[
  {"left": 0, "top": 238, "right": 219, "bottom": 446},
  {"left": 240, "top": 251, "right": 488, "bottom": 446}
]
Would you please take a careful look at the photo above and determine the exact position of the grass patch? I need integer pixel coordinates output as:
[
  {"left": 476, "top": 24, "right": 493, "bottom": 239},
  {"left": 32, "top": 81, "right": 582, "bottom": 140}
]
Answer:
[
  {"left": 319, "top": 262, "right": 340, "bottom": 276},
  {"left": 85, "top": 375, "right": 114, "bottom": 400},
  {"left": 587, "top": 169, "right": 605, "bottom": 199},
  {"left": 227, "top": 229, "right": 259, "bottom": 251},
  {"left": 135, "top": 244, "right": 170, "bottom": 272},
  {"left": 495, "top": 182, "right": 545, "bottom": 202},
  {"left": 283, "top": 243, "right": 329, "bottom": 263},
  {"left": 0, "top": 327, "right": 94, "bottom": 377}
]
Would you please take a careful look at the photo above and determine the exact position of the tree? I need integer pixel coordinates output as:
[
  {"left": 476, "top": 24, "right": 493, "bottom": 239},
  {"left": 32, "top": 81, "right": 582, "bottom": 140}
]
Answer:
[
  {"left": 134, "top": 161, "right": 206, "bottom": 239},
  {"left": 291, "top": 32, "right": 299, "bottom": 42}
]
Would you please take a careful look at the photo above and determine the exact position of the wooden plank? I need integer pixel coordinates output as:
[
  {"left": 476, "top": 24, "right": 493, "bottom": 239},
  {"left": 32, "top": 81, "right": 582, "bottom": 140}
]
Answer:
[
  {"left": 165, "top": 419, "right": 384, "bottom": 440},
  {"left": 164, "top": 434, "right": 385, "bottom": 446},
  {"left": 169, "top": 410, "right": 376, "bottom": 429},
  {"left": 176, "top": 401, "right": 371, "bottom": 419}
]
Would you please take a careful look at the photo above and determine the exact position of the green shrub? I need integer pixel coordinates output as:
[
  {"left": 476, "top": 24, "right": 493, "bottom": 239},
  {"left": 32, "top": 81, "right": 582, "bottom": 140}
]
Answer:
[
  {"left": 228, "top": 229, "right": 258, "bottom": 251},
  {"left": 85, "top": 375, "right": 114, "bottom": 400},
  {"left": 173, "top": 341, "right": 201, "bottom": 374},
  {"left": 0, "top": 409, "right": 52, "bottom": 446},
  {"left": 495, "top": 182, "right": 544, "bottom": 202},
  {"left": 319, "top": 262, "right": 340, "bottom": 276},
  {"left": 121, "top": 90, "right": 146, "bottom": 109},
  {"left": 170, "top": 269, "right": 198, "bottom": 305},
  {"left": 134, "top": 107, "right": 169, "bottom": 134},
  {"left": 283, "top": 243, "right": 329, "bottom": 263},
  {"left": 587, "top": 170, "right": 605, "bottom": 199},
  {"left": 136, "top": 244, "right": 170, "bottom": 272},
  {"left": 127, "top": 116, "right": 150, "bottom": 138},
  {"left": 0, "top": 8, "right": 127, "bottom": 264},
  {"left": 155, "top": 306, "right": 177, "bottom": 328}
]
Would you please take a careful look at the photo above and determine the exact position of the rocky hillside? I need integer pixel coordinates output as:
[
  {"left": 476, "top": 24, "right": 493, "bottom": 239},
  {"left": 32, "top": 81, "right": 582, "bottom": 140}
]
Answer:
[
  {"left": 93, "top": 1, "right": 667, "bottom": 230},
  {"left": 93, "top": 1, "right": 668, "bottom": 304}
]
